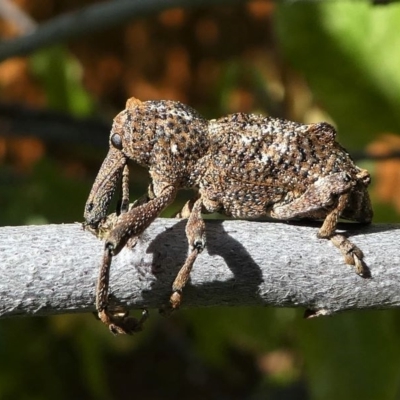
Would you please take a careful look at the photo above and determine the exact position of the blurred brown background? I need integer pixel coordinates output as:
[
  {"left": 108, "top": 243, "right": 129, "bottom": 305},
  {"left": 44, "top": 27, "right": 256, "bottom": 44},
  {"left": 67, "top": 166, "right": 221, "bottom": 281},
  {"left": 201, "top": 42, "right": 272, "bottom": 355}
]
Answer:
[{"left": 0, "top": 1, "right": 400, "bottom": 399}]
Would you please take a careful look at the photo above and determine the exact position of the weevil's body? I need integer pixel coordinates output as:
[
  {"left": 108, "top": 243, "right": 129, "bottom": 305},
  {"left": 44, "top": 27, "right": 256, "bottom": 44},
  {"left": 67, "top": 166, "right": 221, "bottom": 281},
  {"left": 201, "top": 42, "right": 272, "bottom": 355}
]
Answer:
[{"left": 84, "top": 97, "right": 372, "bottom": 334}]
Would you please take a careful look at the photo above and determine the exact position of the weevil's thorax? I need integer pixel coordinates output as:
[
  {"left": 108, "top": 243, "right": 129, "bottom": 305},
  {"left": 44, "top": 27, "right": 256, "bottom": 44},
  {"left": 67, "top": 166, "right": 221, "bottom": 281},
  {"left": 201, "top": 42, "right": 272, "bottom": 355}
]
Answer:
[{"left": 114, "top": 99, "right": 210, "bottom": 189}]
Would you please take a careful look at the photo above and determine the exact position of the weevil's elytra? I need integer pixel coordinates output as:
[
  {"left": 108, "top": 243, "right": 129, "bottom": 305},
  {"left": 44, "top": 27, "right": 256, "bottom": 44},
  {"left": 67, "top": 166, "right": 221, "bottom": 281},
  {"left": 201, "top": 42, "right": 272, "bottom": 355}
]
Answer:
[{"left": 84, "top": 97, "right": 373, "bottom": 334}]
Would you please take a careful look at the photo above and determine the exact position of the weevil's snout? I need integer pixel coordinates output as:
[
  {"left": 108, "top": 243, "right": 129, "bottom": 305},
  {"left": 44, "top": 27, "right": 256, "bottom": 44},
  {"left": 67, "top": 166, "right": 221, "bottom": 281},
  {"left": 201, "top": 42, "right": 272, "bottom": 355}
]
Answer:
[
  {"left": 84, "top": 200, "right": 105, "bottom": 229},
  {"left": 83, "top": 148, "right": 127, "bottom": 229}
]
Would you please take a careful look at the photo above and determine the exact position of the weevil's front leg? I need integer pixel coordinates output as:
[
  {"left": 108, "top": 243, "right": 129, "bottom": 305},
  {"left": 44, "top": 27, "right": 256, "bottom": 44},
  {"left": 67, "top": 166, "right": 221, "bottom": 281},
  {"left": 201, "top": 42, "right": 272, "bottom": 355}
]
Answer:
[
  {"left": 97, "top": 185, "right": 177, "bottom": 335},
  {"left": 96, "top": 249, "right": 149, "bottom": 334},
  {"left": 117, "top": 164, "right": 130, "bottom": 215},
  {"left": 168, "top": 197, "right": 206, "bottom": 311},
  {"left": 122, "top": 184, "right": 157, "bottom": 248},
  {"left": 89, "top": 183, "right": 155, "bottom": 242}
]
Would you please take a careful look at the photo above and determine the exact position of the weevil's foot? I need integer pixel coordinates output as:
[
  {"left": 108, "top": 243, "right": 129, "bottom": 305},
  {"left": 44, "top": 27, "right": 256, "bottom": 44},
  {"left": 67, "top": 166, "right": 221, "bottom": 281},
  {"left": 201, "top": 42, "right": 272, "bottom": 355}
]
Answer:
[
  {"left": 126, "top": 235, "right": 139, "bottom": 249},
  {"left": 330, "top": 234, "right": 371, "bottom": 278},
  {"left": 159, "top": 305, "right": 173, "bottom": 317},
  {"left": 159, "top": 291, "right": 182, "bottom": 317},
  {"left": 99, "top": 309, "right": 149, "bottom": 335},
  {"left": 304, "top": 308, "right": 332, "bottom": 319},
  {"left": 170, "top": 291, "right": 182, "bottom": 309}
]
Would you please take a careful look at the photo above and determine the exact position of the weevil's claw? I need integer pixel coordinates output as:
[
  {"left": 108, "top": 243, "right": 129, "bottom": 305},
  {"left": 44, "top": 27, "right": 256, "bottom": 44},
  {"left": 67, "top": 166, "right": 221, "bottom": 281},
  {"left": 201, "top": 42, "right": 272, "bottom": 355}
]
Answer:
[
  {"left": 353, "top": 254, "right": 371, "bottom": 278},
  {"left": 159, "top": 290, "right": 182, "bottom": 318},
  {"left": 99, "top": 309, "right": 149, "bottom": 335},
  {"left": 159, "top": 304, "right": 174, "bottom": 318},
  {"left": 304, "top": 308, "right": 332, "bottom": 318},
  {"left": 170, "top": 291, "right": 182, "bottom": 309}
]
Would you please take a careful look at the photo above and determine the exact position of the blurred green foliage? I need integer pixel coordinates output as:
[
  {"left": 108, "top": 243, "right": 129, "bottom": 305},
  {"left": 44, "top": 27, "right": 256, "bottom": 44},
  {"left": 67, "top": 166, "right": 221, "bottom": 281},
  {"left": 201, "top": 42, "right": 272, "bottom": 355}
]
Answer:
[
  {"left": 275, "top": 1, "right": 400, "bottom": 148},
  {"left": 1, "top": 1, "right": 400, "bottom": 400},
  {"left": 30, "top": 46, "right": 95, "bottom": 116}
]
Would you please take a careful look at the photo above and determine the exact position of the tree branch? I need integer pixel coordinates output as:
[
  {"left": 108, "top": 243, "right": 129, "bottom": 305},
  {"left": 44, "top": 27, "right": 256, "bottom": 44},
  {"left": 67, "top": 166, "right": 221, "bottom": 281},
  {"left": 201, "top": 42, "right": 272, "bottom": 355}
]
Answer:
[
  {"left": 0, "top": 0, "right": 37, "bottom": 34},
  {"left": 0, "top": 0, "right": 246, "bottom": 62},
  {"left": 0, "top": 102, "right": 109, "bottom": 148},
  {"left": 0, "top": 219, "right": 398, "bottom": 319}
]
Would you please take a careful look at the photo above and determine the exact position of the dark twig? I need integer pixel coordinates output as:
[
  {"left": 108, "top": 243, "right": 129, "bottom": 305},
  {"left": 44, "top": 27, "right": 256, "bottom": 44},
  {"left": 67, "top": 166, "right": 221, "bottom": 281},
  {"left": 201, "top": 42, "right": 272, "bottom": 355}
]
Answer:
[
  {"left": 0, "top": 102, "right": 109, "bottom": 148},
  {"left": 0, "top": 0, "right": 247, "bottom": 62}
]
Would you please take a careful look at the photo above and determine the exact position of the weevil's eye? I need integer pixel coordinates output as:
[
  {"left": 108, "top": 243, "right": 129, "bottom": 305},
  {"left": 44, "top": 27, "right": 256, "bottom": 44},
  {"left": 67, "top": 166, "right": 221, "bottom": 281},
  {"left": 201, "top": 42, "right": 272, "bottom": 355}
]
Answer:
[
  {"left": 86, "top": 202, "right": 94, "bottom": 213},
  {"left": 111, "top": 133, "right": 123, "bottom": 149}
]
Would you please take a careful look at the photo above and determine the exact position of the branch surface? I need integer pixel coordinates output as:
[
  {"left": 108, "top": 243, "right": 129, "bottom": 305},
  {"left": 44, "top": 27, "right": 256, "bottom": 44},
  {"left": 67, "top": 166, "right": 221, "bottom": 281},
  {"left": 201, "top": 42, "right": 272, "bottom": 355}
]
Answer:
[{"left": 0, "top": 219, "right": 398, "bottom": 319}]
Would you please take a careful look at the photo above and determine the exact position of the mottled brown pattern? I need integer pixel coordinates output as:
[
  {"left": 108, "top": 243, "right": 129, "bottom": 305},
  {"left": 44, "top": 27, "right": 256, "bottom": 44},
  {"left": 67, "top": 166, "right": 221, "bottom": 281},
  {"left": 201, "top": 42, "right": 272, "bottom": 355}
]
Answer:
[{"left": 84, "top": 97, "right": 373, "bottom": 335}]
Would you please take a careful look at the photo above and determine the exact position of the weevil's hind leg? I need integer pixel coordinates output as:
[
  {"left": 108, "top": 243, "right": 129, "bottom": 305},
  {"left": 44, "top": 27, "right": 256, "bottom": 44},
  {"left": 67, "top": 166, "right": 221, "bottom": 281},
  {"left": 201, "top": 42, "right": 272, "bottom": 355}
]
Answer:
[
  {"left": 97, "top": 185, "right": 177, "bottom": 334},
  {"left": 162, "top": 197, "right": 206, "bottom": 314},
  {"left": 271, "top": 173, "right": 370, "bottom": 277},
  {"left": 317, "top": 193, "right": 349, "bottom": 238},
  {"left": 318, "top": 193, "right": 370, "bottom": 277}
]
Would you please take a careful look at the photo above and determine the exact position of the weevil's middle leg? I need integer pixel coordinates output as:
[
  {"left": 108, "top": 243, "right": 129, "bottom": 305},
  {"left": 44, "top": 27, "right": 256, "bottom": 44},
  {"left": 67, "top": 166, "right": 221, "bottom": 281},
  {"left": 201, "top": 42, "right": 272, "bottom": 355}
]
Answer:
[{"left": 163, "top": 197, "right": 206, "bottom": 313}]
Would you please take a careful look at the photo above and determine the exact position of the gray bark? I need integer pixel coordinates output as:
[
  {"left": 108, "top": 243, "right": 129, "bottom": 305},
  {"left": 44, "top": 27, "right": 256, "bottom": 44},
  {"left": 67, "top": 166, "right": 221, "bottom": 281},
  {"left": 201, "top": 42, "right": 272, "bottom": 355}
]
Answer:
[{"left": 0, "top": 219, "right": 399, "bottom": 319}]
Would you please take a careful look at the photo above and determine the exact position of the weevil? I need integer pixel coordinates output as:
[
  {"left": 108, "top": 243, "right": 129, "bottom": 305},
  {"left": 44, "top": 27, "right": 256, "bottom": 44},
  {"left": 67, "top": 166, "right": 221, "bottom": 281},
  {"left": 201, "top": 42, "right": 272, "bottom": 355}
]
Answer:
[{"left": 84, "top": 97, "right": 373, "bottom": 334}]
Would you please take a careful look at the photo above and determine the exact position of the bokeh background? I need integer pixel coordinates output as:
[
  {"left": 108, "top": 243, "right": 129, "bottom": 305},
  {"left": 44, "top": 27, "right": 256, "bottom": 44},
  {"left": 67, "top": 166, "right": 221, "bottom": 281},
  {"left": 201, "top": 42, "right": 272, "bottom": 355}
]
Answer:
[{"left": 0, "top": 1, "right": 400, "bottom": 399}]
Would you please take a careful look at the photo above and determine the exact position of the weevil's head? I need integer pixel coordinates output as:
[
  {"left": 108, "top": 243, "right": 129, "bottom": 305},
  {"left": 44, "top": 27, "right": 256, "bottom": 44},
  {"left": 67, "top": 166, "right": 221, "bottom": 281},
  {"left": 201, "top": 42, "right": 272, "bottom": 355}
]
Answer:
[
  {"left": 108, "top": 97, "right": 157, "bottom": 167},
  {"left": 110, "top": 97, "right": 209, "bottom": 169},
  {"left": 83, "top": 99, "right": 145, "bottom": 230}
]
